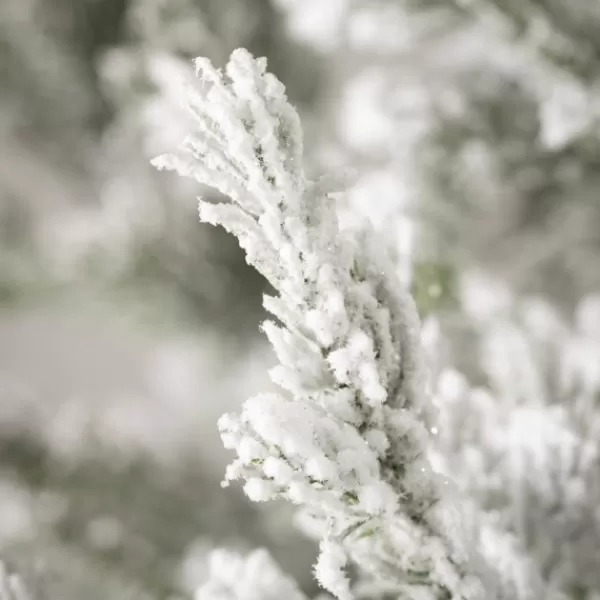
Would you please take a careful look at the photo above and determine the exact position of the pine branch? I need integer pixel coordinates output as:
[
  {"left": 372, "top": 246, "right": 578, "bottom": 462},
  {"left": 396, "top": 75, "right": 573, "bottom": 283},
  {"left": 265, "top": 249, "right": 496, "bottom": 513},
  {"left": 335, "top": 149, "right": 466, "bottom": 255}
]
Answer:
[{"left": 152, "top": 48, "right": 544, "bottom": 600}]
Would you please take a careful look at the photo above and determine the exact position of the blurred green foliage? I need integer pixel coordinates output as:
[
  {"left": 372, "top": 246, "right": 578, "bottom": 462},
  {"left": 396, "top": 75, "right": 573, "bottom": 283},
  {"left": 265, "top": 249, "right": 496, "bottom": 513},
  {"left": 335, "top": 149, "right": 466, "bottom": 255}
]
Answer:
[{"left": 411, "top": 261, "right": 459, "bottom": 318}]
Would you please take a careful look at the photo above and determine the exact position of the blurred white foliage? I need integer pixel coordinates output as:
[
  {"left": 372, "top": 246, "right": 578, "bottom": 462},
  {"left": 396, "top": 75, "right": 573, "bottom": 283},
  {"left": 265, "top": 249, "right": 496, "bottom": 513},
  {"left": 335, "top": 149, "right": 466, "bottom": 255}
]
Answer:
[
  {"left": 85, "top": 515, "right": 125, "bottom": 553},
  {"left": 37, "top": 168, "right": 168, "bottom": 283},
  {"left": 272, "top": 0, "right": 348, "bottom": 53},
  {"left": 346, "top": 5, "right": 413, "bottom": 54},
  {"left": 0, "top": 563, "right": 31, "bottom": 600},
  {"left": 195, "top": 548, "right": 308, "bottom": 600},
  {"left": 0, "top": 484, "right": 36, "bottom": 547},
  {"left": 0, "top": 308, "right": 271, "bottom": 473},
  {"left": 538, "top": 79, "right": 596, "bottom": 150},
  {"left": 459, "top": 270, "right": 513, "bottom": 324},
  {"left": 128, "top": 0, "right": 216, "bottom": 55},
  {"left": 100, "top": 49, "right": 195, "bottom": 155},
  {"left": 432, "top": 294, "right": 600, "bottom": 597},
  {"left": 337, "top": 69, "right": 396, "bottom": 153}
]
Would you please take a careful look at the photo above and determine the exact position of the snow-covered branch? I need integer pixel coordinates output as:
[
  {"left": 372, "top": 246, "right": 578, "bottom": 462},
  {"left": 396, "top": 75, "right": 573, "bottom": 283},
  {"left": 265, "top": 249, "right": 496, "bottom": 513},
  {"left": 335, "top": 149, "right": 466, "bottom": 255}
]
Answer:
[{"left": 152, "top": 48, "right": 546, "bottom": 599}]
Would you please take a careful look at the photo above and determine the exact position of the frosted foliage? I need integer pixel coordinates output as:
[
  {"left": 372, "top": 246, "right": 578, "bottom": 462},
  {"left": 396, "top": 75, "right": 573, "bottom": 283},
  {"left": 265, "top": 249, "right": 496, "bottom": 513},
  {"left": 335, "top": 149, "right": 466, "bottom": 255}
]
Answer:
[
  {"left": 433, "top": 296, "right": 600, "bottom": 598},
  {"left": 153, "top": 49, "right": 502, "bottom": 599},
  {"left": 195, "top": 549, "right": 307, "bottom": 600}
]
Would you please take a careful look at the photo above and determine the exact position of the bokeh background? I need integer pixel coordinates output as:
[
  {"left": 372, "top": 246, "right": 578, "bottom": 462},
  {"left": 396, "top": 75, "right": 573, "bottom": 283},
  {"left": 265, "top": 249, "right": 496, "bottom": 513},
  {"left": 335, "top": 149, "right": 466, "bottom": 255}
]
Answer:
[{"left": 1, "top": 0, "right": 600, "bottom": 597}]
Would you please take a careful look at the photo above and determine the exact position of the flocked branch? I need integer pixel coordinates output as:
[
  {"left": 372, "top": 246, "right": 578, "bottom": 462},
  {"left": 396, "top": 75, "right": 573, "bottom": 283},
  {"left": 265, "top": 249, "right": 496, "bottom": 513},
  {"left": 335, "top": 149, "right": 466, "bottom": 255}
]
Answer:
[{"left": 152, "top": 48, "right": 548, "bottom": 600}]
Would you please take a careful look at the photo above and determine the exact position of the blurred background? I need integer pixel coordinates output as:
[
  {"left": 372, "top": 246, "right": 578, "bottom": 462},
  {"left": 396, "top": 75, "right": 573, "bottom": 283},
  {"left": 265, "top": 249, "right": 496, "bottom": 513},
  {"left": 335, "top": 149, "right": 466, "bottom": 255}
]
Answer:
[{"left": 1, "top": 0, "right": 600, "bottom": 597}]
